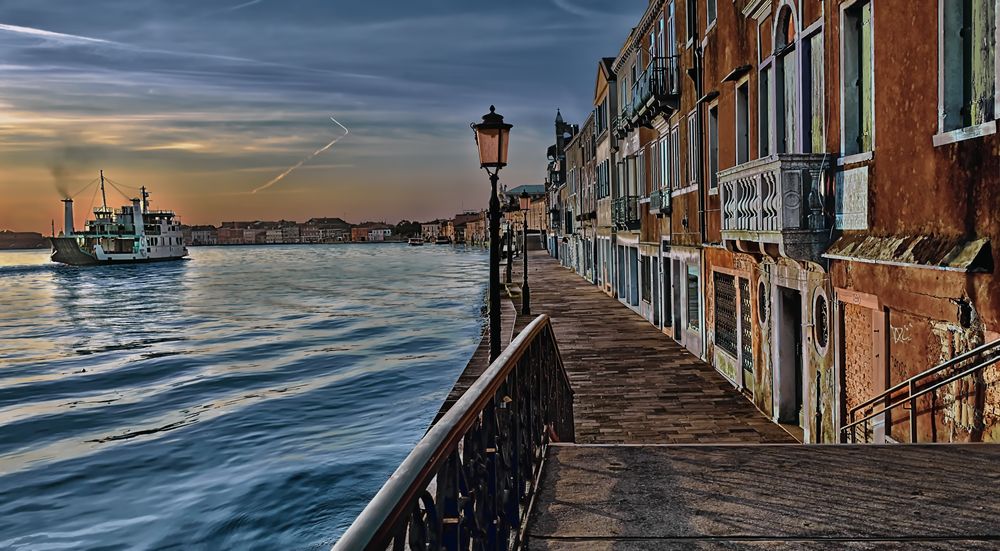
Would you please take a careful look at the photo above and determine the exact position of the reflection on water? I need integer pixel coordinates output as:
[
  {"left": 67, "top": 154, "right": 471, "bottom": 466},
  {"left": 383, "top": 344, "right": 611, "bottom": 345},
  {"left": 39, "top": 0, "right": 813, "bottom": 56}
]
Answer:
[{"left": 0, "top": 244, "right": 487, "bottom": 550}]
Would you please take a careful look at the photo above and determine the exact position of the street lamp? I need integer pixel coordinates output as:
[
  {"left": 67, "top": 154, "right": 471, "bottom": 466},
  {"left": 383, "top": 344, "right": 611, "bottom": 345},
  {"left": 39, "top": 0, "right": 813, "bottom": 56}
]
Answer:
[
  {"left": 519, "top": 190, "right": 531, "bottom": 316},
  {"left": 472, "top": 106, "right": 512, "bottom": 362}
]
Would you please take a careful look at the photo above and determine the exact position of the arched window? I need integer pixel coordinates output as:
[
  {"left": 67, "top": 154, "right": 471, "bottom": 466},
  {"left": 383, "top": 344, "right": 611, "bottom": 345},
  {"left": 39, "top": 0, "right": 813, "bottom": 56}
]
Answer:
[{"left": 776, "top": 7, "right": 797, "bottom": 154}]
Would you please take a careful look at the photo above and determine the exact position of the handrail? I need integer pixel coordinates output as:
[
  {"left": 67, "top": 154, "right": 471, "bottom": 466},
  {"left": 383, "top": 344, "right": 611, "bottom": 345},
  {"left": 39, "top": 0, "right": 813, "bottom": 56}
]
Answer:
[
  {"left": 842, "top": 339, "right": 1000, "bottom": 443},
  {"left": 333, "top": 315, "right": 574, "bottom": 550}
]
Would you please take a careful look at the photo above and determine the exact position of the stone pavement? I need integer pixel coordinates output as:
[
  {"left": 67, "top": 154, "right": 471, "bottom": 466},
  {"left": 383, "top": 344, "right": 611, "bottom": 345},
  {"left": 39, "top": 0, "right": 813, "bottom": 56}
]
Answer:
[
  {"left": 526, "top": 444, "right": 1000, "bottom": 550},
  {"left": 513, "top": 250, "right": 792, "bottom": 444}
]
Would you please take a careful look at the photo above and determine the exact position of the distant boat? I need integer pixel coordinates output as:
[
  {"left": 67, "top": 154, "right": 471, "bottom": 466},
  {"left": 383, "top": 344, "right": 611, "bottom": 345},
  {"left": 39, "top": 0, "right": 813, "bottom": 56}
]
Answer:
[
  {"left": 50, "top": 171, "right": 188, "bottom": 266},
  {"left": 435, "top": 236, "right": 451, "bottom": 245},
  {"left": 407, "top": 238, "right": 424, "bottom": 246}
]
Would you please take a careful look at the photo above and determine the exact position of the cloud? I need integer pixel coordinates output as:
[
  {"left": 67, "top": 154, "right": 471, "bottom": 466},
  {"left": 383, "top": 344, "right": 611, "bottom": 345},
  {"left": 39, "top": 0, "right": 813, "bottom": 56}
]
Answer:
[{"left": 0, "top": 22, "right": 111, "bottom": 45}]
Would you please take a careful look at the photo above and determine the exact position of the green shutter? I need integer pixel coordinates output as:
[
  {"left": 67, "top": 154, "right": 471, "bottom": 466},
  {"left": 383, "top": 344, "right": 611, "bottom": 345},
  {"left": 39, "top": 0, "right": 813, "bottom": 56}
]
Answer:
[
  {"left": 860, "top": 1, "right": 874, "bottom": 152},
  {"left": 970, "top": 0, "right": 996, "bottom": 124},
  {"left": 810, "top": 33, "right": 825, "bottom": 153}
]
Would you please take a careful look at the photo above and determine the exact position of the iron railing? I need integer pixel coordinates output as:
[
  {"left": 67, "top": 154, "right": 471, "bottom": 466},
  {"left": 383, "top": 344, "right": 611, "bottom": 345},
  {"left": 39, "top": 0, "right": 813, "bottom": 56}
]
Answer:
[
  {"left": 630, "top": 56, "right": 681, "bottom": 125},
  {"left": 612, "top": 195, "right": 640, "bottom": 231},
  {"left": 333, "top": 315, "right": 575, "bottom": 550},
  {"left": 842, "top": 339, "right": 1000, "bottom": 443},
  {"left": 649, "top": 189, "right": 672, "bottom": 216}
]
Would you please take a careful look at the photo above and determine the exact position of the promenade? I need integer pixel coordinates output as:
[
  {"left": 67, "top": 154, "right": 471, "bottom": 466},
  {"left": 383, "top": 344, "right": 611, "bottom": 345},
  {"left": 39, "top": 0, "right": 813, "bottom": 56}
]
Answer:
[
  {"left": 508, "top": 250, "right": 999, "bottom": 549},
  {"left": 511, "top": 250, "right": 792, "bottom": 444}
]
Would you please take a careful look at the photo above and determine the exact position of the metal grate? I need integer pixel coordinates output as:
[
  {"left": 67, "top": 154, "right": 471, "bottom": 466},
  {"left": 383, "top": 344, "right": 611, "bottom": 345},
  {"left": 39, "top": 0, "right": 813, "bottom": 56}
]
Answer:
[
  {"left": 740, "top": 277, "right": 753, "bottom": 375},
  {"left": 714, "top": 272, "right": 738, "bottom": 357}
]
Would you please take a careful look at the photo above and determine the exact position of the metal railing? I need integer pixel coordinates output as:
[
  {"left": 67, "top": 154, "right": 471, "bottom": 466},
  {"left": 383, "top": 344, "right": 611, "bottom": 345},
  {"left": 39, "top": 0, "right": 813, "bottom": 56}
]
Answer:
[
  {"left": 611, "top": 195, "right": 640, "bottom": 230},
  {"left": 649, "top": 189, "right": 671, "bottom": 216},
  {"left": 333, "top": 315, "right": 575, "bottom": 550},
  {"left": 842, "top": 339, "right": 1000, "bottom": 443},
  {"left": 630, "top": 56, "right": 680, "bottom": 124}
]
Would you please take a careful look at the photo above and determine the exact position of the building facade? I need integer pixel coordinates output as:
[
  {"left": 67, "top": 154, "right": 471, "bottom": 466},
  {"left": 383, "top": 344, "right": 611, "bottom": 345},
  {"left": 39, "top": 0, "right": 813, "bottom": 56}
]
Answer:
[{"left": 549, "top": 0, "right": 999, "bottom": 444}]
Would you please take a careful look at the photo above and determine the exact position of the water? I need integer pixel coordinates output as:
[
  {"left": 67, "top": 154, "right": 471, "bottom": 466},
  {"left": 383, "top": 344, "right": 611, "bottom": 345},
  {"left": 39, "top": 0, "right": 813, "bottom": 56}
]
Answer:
[{"left": 0, "top": 245, "right": 488, "bottom": 550}]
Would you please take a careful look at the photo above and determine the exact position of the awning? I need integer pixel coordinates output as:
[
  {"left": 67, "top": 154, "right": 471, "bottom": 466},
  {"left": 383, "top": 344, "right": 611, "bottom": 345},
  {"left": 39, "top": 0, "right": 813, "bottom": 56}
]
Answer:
[{"left": 823, "top": 234, "right": 993, "bottom": 273}]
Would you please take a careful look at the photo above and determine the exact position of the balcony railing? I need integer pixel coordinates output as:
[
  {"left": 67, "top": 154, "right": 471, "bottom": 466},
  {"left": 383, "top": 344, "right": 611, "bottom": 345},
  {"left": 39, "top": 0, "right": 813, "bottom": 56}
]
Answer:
[
  {"left": 630, "top": 56, "right": 681, "bottom": 128},
  {"left": 718, "top": 153, "right": 831, "bottom": 261},
  {"left": 612, "top": 195, "right": 641, "bottom": 231},
  {"left": 650, "top": 188, "right": 672, "bottom": 217},
  {"left": 333, "top": 315, "right": 575, "bottom": 551}
]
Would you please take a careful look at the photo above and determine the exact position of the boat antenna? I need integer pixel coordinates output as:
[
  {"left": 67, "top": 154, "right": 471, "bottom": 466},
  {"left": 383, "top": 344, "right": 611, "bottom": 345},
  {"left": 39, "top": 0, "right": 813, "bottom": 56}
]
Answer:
[{"left": 99, "top": 170, "right": 108, "bottom": 211}]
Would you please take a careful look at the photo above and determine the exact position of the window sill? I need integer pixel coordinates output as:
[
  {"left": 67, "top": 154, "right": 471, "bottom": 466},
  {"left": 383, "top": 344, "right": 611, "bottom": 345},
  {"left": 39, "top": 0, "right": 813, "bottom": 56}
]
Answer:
[
  {"left": 932, "top": 121, "right": 997, "bottom": 147},
  {"left": 705, "top": 20, "right": 717, "bottom": 37},
  {"left": 672, "top": 183, "right": 699, "bottom": 197},
  {"left": 708, "top": 187, "right": 719, "bottom": 197},
  {"left": 836, "top": 151, "right": 873, "bottom": 166}
]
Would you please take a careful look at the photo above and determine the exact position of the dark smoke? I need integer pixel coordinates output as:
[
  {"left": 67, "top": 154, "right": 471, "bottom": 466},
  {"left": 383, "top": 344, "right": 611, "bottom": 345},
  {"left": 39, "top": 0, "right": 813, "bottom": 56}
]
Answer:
[{"left": 49, "top": 142, "right": 106, "bottom": 199}]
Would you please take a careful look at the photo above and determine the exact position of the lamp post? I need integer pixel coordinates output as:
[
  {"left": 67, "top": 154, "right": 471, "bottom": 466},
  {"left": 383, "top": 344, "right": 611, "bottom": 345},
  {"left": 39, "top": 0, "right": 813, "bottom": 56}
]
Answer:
[
  {"left": 519, "top": 190, "right": 531, "bottom": 316},
  {"left": 472, "top": 106, "right": 512, "bottom": 362}
]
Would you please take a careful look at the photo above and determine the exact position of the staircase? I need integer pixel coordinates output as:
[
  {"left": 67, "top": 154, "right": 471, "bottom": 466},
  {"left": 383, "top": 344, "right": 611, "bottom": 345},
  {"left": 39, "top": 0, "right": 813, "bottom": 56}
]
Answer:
[{"left": 842, "top": 338, "right": 1000, "bottom": 443}]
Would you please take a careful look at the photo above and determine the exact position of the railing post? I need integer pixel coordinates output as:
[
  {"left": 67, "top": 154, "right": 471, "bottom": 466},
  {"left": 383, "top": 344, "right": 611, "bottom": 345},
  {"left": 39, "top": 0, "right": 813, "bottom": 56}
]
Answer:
[
  {"left": 909, "top": 380, "right": 917, "bottom": 443},
  {"left": 849, "top": 410, "right": 856, "bottom": 443}
]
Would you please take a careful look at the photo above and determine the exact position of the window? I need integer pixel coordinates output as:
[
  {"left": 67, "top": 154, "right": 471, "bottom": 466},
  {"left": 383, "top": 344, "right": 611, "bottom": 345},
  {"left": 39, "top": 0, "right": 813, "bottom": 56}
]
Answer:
[
  {"left": 637, "top": 150, "right": 646, "bottom": 197},
  {"left": 686, "top": 0, "right": 697, "bottom": 41},
  {"left": 707, "top": 0, "right": 717, "bottom": 29},
  {"left": 651, "top": 141, "right": 661, "bottom": 191},
  {"left": 736, "top": 82, "right": 750, "bottom": 164},
  {"left": 687, "top": 112, "right": 699, "bottom": 185},
  {"left": 596, "top": 99, "right": 608, "bottom": 136},
  {"left": 776, "top": 9, "right": 797, "bottom": 154},
  {"left": 660, "top": 137, "right": 670, "bottom": 189},
  {"left": 670, "top": 125, "right": 681, "bottom": 189},
  {"left": 842, "top": 0, "right": 874, "bottom": 156},
  {"left": 687, "top": 264, "right": 700, "bottom": 330},
  {"left": 760, "top": 66, "right": 771, "bottom": 156},
  {"left": 714, "top": 272, "right": 738, "bottom": 357},
  {"left": 939, "top": 0, "right": 996, "bottom": 135},
  {"left": 641, "top": 256, "right": 652, "bottom": 303},
  {"left": 803, "top": 32, "right": 825, "bottom": 153},
  {"left": 708, "top": 104, "right": 719, "bottom": 189}
]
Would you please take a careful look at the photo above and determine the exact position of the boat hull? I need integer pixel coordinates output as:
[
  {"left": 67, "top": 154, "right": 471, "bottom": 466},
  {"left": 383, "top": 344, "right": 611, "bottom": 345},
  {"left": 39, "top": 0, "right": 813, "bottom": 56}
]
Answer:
[{"left": 50, "top": 237, "right": 186, "bottom": 266}]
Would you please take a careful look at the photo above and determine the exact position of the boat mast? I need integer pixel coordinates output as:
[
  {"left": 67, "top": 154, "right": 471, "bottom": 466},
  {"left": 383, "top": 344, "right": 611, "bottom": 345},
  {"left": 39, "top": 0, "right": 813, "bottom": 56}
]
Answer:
[{"left": 99, "top": 170, "right": 108, "bottom": 211}]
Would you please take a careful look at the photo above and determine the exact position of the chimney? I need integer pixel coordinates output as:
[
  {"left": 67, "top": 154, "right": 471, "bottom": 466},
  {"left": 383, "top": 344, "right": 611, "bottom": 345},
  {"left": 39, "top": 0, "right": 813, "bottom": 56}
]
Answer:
[
  {"left": 131, "top": 198, "right": 145, "bottom": 235},
  {"left": 62, "top": 199, "right": 74, "bottom": 236}
]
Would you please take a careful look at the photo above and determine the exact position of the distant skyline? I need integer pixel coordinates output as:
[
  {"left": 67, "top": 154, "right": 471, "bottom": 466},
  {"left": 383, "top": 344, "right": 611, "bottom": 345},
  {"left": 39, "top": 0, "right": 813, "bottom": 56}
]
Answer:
[{"left": 0, "top": 0, "right": 645, "bottom": 232}]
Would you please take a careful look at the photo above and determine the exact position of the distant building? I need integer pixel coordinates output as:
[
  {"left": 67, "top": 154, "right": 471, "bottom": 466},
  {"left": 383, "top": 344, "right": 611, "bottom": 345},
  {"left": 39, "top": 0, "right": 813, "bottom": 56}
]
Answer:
[
  {"left": 189, "top": 225, "right": 218, "bottom": 245},
  {"left": 368, "top": 223, "right": 393, "bottom": 242},
  {"left": 301, "top": 217, "right": 351, "bottom": 243},
  {"left": 421, "top": 221, "right": 444, "bottom": 240}
]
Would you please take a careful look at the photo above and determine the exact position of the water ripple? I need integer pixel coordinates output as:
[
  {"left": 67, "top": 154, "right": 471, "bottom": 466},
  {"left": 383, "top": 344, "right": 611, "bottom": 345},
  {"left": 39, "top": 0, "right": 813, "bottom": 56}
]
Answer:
[{"left": 0, "top": 244, "right": 487, "bottom": 550}]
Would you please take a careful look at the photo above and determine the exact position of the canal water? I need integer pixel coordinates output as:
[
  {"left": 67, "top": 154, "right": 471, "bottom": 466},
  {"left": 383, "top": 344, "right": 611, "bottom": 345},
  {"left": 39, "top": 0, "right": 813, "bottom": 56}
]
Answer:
[{"left": 0, "top": 244, "right": 487, "bottom": 550}]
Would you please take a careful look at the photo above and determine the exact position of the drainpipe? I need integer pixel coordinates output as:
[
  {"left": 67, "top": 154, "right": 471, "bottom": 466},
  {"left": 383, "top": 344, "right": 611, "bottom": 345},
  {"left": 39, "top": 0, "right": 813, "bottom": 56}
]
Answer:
[{"left": 693, "top": 39, "right": 709, "bottom": 358}]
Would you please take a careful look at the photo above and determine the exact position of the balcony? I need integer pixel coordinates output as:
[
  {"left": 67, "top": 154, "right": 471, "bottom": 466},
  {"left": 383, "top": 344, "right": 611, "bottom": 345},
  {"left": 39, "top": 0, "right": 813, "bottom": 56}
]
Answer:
[
  {"left": 613, "top": 104, "right": 633, "bottom": 140},
  {"left": 630, "top": 56, "right": 681, "bottom": 128},
  {"left": 612, "top": 196, "right": 641, "bottom": 231},
  {"left": 718, "top": 154, "right": 831, "bottom": 262},
  {"left": 649, "top": 189, "right": 672, "bottom": 217}
]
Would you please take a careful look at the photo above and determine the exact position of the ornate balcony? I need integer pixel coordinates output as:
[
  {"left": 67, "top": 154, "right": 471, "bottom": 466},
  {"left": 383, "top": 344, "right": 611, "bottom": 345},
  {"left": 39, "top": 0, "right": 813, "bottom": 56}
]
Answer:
[
  {"left": 612, "top": 195, "right": 641, "bottom": 231},
  {"left": 650, "top": 189, "right": 672, "bottom": 217},
  {"left": 718, "top": 154, "right": 831, "bottom": 262},
  {"left": 631, "top": 56, "right": 681, "bottom": 128}
]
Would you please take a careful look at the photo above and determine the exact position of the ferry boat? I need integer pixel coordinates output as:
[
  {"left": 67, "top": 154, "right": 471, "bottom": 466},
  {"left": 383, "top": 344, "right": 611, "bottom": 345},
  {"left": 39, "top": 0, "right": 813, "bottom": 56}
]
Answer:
[
  {"left": 50, "top": 172, "right": 188, "bottom": 266},
  {"left": 407, "top": 237, "right": 424, "bottom": 246}
]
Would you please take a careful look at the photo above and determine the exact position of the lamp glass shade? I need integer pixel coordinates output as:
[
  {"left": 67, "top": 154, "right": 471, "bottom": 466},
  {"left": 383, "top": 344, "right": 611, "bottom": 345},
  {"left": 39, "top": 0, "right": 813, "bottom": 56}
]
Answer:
[
  {"left": 519, "top": 193, "right": 531, "bottom": 211},
  {"left": 473, "top": 106, "right": 512, "bottom": 168}
]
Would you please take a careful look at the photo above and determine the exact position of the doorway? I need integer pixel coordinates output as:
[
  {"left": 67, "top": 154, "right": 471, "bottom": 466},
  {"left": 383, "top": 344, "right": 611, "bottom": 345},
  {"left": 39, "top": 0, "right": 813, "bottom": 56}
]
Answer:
[
  {"left": 671, "top": 259, "right": 682, "bottom": 340},
  {"left": 629, "top": 248, "right": 639, "bottom": 307},
  {"left": 776, "top": 287, "right": 804, "bottom": 426},
  {"left": 652, "top": 257, "right": 661, "bottom": 327}
]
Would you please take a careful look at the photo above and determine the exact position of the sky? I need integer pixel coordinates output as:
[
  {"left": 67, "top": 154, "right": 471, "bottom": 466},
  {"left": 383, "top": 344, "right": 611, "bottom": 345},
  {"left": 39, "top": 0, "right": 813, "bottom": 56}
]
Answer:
[{"left": 0, "top": 0, "right": 646, "bottom": 232}]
